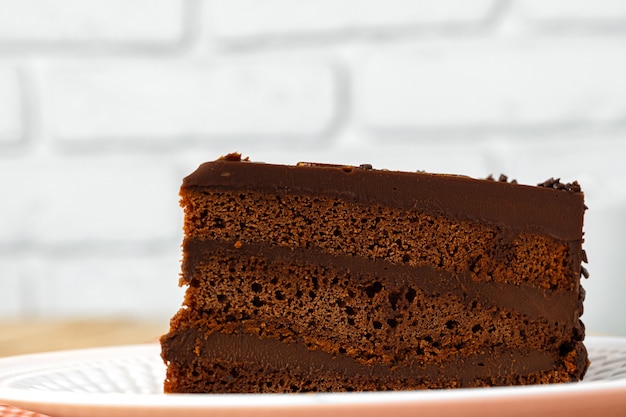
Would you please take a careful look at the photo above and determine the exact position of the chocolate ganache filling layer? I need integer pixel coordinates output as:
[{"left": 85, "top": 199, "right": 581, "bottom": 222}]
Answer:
[{"left": 162, "top": 329, "right": 559, "bottom": 384}]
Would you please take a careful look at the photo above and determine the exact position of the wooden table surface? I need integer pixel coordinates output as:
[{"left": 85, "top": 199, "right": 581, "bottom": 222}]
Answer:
[{"left": 0, "top": 319, "right": 169, "bottom": 358}]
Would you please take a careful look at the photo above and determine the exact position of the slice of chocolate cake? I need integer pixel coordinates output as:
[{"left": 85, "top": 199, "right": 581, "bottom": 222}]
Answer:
[{"left": 161, "top": 153, "right": 588, "bottom": 393}]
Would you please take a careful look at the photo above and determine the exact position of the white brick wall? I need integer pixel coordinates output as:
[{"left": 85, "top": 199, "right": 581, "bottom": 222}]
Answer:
[
  {"left": 357, "top": 39, "right": 626, "bottom": 132},
  {"left": 0, "top": 67, "right": 23, "bottom": 144},
  {"left": 211, "top": 0, "right": 497, "bottom": 41},
  {"left": 46, "top": 60, "right": 337, "bottom": 143},
  {"left": 38, "top": 254, "right": 184, "bottom": 319},
  {"left": 0, "top": 0, "right": 185, "bottom": 44},
  {"left": 517, "top": 0, "right": 626, "bottom": 23},
  {"left": 1, "top": 0, "right": 626, "bottom": 336},
  {"left": 0, "top": 260, "right": 24, "bottom": 317},
  {"left": 0, "top": 156, "right": 181, "bottom": 245}
]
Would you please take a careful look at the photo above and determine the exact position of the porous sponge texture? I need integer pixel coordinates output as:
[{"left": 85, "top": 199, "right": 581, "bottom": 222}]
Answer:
[{"left": 183, "top": 190, "right": 579, "bottom": 290}]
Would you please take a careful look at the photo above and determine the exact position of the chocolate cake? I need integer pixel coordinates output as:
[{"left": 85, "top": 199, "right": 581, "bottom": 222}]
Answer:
[{"left": 160, "top": 153, "right": 588, "bottom": 393}]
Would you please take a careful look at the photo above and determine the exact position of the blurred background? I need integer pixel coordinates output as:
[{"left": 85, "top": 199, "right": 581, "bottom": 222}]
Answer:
[{"left": 1, "top": 0, "right": 625, "bottom": 355}]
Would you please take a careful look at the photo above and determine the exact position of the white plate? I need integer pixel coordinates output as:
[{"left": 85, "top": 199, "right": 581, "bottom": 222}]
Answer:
[{"left": 0, "top": 336, "right": 625, "bottom": 417}]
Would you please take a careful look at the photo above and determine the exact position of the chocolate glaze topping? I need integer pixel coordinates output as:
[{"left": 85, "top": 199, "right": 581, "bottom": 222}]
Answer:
[{"left": 184, "top": 155, "right": 585, "bottom": 242}]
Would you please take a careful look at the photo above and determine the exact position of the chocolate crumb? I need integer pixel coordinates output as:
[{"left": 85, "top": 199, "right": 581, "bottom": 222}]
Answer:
[
  {"left": 581, "top": 266, "right": 590, "bottom": 279},
  {"left": 486, "top": 174, "right": 518, "bottom": 184},
  {"left": 297, "top": 162, "right": 373, "bottom": 171},
  {"left": 538, "top": 177, "right": 582, "bottom": 193},
  {"left": 220, "top": 152, "right": 243, "bottom": 162},
  {"left": 581, "top": 250, "right": 588, "bottom": 264},
  {"left": 539, "top": 178, "right": 557, "bottom": 188},
  {"left": 298, "top": 162, "right": 344, "bottom": 169}
]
